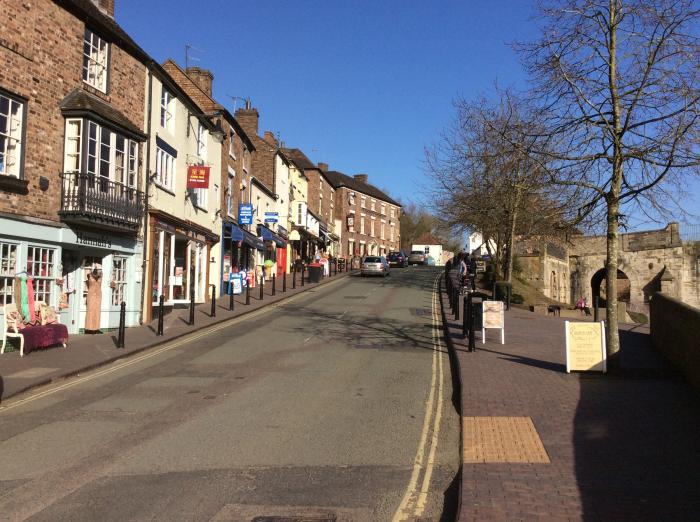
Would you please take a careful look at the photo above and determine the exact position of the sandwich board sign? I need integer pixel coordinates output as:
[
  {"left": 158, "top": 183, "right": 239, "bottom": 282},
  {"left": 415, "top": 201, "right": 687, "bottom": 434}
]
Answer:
[
  {"left": 565, "top": 321, "right": 607, "bottom": 373},
  {"left": 482, "top": 300, "right": 504, "bottom": 344}
]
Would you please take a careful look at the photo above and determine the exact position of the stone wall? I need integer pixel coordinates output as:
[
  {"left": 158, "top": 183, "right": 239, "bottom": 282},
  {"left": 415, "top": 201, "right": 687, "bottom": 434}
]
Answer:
[
  {"left": 650, "top": 292, "right": 700, "bottom": 391},
  {"left": 516, "top": 239, "right": 571, "bottom": 303}
]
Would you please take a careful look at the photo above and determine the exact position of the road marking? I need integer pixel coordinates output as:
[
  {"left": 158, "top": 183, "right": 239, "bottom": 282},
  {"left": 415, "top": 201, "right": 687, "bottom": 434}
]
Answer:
[
  {"left": 0, "top": 277, "right": 348, "bottom": 414},
  {"left": 392, "top": 273, "right": 445, "bottom": 521}
]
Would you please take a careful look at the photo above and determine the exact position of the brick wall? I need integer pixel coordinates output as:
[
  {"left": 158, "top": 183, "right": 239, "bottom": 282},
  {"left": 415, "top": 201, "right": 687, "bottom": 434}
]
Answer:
[{"left": 0, "top": 0, "right": 145, "bottom": 223}]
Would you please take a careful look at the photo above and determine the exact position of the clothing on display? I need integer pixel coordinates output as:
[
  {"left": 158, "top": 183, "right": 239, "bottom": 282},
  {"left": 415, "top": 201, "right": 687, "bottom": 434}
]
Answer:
[{"left": 85, "top": 267, "right": 103, "bottom": 332}]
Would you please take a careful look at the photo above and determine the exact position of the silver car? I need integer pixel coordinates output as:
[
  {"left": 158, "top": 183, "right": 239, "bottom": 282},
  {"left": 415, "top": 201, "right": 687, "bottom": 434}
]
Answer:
[
  {"left": 408, "top": 250, "right": 425, "bottom": 265},
  {"left": 361, "top": 255, "right": 390, "bottom": 277}
]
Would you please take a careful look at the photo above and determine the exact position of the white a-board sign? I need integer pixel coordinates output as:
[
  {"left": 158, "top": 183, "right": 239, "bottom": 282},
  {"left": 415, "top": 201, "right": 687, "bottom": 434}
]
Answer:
[
  {"left": 565, "top": 321, "right": 607, "bottom": 373},
  {"left": 482, "top": 300, "right": 505, "bottom": 344}
]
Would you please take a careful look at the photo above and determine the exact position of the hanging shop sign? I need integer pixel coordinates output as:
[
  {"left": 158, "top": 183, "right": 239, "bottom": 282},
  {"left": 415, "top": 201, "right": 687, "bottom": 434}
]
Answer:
[
  {"left": 565, "top": 321, "right": 606, "bottom": 373},
  {"left": 239, "top": 203, "right": 254, "bottom": 225},
  {"left": 264, "top": 211, "right": 279, "bottom": 223},
  {"left": 186, "top": 165, "right": 210, "bottom": 189}
]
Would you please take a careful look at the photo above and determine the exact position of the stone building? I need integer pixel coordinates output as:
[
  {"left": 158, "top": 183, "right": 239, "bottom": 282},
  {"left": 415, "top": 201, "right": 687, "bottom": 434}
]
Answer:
[
  {"left": 516, "top": 239, "right": 571, "bottom": 303},
  {"left": 324, "top": 171, "right": 401, "bottom": 258},
  {"left": 1, "top": 0, "right": 148, "bottom": 333}
]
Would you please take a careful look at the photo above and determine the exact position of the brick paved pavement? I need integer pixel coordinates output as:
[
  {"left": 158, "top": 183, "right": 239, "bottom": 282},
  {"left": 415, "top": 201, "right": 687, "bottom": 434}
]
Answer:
[
  {"left": 441, "top": 270, "right": 700, "bottom": 521},
  {"left": 0, "top": 269, "right": 350, "bottom": 402}
]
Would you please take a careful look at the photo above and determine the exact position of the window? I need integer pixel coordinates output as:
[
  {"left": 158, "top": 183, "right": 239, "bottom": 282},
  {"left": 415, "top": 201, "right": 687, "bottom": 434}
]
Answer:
[
  {"left": 26, "top": 246, "right": 55, "bottom": 304},
  {"left": 82, "top": 29, "right": 109, "bottom": 92},
  {"left": 192, "top": 183, "right": 208, "bottom": 210},
  {"left": 243, "top": 146, "right": 250, "bottom": 173},
  {"left": 361, "top": 195, "right": 366, "bottom": 208},
  {"left": 390, "top": 223, "right": 395, "bottom": 242},
  {"left": 160, "top": 88, "right": 174, "bottom": 131},
  {"left": 297, "top": 202, "right": 304, "bottom": 226},
  {"left": 111, "top": 256, "right": 128, "bottom": 306},
  {"left": 381, "top": 204, "right": 386, "bottom": 215},
  {"left": 370, "top": 217, "right": 375, "bottom": 237},
  {"left": 380, "top": 222, "right": 385, "bottom": 240},
  {"left": 227, "top": 167, "right": 235, "bottom": 217},
  {"left": 0, "top": 242, "right": 17, "bottom": 306},
  {"left": 371, "top": 199, "right": 376, "bottom": 211},
  {"left": 391, "top": 207, "right": 395, "bottom": 218},
  {"left": 360, "top": 214, "right": 365, "bottom": 234},
  {"left": 196, "top": 122, "right": 207, "bottom": 159},
  {"left": 156, "top": 147, "right": 175, "bottom": 190},
  {"left": 64, "top": 119, "right": 138, "bottom": 188},
  {"left": 349, "top": 192, "right": 355, "bottom": 206},
  {"left": 229, "top": 129, "right": 236, "bottom": 158},
  {"left": 0, "top": 92, "right": 25, "bottom": 178}
]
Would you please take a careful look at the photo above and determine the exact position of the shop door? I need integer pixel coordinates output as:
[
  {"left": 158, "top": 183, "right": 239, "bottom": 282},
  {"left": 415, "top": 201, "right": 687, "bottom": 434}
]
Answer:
[
  {"left": 276, "top": 247, "right": 287, "bottom": 277},
  {"left": 171, "top": 237, "right": 189, "bottom": 302}
]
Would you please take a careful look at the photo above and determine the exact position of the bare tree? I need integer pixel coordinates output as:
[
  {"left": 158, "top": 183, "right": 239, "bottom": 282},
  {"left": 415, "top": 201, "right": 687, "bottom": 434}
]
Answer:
[{"left": 518, "top": 0, "right": 700, "bottom": 361}]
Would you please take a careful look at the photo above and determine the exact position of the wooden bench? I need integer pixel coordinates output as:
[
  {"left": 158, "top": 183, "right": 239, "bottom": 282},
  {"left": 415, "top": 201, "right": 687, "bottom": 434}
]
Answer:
[{"left": 1, "top": 302, "right": 68, "bottom": 357}]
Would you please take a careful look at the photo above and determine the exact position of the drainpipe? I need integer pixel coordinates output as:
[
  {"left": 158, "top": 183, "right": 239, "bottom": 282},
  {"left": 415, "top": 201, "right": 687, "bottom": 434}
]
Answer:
[{"left": 140, "top": 65, "right": 154, "bottom": 325}]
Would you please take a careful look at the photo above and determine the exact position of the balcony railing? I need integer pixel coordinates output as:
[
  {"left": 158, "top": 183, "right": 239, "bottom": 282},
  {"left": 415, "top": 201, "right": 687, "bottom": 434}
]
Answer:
[{"left": 60, "top": 172, "right": 145, "bottom": 233}]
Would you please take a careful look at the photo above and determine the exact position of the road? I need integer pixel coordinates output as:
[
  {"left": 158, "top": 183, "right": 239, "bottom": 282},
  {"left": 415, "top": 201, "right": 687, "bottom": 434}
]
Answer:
[{"left": 0, "top": 267, "right": 460, "bottom": 522}]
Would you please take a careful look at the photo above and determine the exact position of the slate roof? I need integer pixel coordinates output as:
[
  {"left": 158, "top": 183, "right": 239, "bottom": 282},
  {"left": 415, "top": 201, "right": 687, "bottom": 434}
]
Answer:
[
  {"left": 324, "top": 170, "right": 401, "bottom": 207},
  {"left": 60, "top": 89, "right": 146, "bottom": 140},
  {"left": 281, "top": 148, "right": 316, "bottom": 170}
]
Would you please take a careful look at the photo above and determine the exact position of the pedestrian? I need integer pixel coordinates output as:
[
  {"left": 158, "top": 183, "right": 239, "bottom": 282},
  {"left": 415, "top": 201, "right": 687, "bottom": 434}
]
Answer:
[
  {"left": 576, "top": 296, "right": 587, "bottom": 315},
  {"left": 458, "top": 255, "right": 468, "bottom": 290},
  {"left": 468, "top": 256, "right": 477, "bottom": 291}
]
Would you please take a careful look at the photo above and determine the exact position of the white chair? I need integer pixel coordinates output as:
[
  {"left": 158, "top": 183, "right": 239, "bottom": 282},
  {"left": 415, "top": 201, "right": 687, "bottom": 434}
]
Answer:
[{"left": 1, "top": 303, "right": 25, "bottom": 357}]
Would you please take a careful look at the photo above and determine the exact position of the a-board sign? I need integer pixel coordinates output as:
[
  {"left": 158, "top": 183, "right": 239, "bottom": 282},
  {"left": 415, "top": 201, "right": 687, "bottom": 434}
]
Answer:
[
  {"left": 481, "top": 300, "right": 505, "bottom": 344},
  {"left": 565, "top": 321, "right": 607, "bottom": 373}
]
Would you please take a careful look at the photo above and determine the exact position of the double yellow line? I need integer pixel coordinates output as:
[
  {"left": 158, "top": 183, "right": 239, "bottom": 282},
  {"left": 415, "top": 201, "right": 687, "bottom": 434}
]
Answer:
[{"left": 392, "top": 273, "right": 446, "bottom": 520}]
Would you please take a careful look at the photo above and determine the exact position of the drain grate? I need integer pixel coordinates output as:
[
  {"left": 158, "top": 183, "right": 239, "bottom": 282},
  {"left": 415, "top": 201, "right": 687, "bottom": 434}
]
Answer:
[
  {"left": 252, "top": 517, "right": 336, "bottom": 522},
  {"left": 344, "top": 295, "right": 366, "bottom": 300},
  {"left": 410, "top": 307, "right": 433, "bottom": 317}
]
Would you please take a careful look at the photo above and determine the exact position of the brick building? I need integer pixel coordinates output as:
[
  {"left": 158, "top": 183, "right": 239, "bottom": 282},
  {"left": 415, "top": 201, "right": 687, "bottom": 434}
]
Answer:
[
  {"left": 0, "top": 0, "right": 149, "bottom": 333},
  {"left": 324, "top": 171, "right": 401, "bottom": 258}
]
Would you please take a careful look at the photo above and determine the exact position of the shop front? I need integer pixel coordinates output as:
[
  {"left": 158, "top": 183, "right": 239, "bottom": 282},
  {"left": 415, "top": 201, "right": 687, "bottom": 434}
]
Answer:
[
  {"left": 258, "top": 224, "right": 287, "bottom": 279},
  {"left": 146, "top": 213, "right": 218, "bottom": 319},
  {"left": 220, "top": 221, "right": 265, "bottom": 293}
]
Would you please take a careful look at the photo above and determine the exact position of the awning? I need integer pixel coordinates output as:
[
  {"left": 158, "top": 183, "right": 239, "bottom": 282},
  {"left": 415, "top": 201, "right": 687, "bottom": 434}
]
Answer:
[
  {"left": 241, "top": 228, "right": 265, "bottom": 250},
  {"left": 229, "top": 224, "right": 244, "bottom": 241},
  {"left": 258, "top": 225, "right": 286, "bottom": 247}
]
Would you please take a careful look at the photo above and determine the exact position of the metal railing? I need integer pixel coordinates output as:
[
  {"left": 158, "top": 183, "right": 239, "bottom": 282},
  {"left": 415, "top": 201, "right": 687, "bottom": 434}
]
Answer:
[{"left": 60, "top": 172, "right": 145, "bottom": 231}]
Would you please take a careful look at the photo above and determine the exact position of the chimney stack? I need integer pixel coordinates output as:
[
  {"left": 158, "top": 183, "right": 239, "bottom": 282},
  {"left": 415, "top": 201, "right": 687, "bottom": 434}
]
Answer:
[
  {"left": 263, "top": 131, "right": 277, "bottom": 147},
  {"left": 186, "top": 67, "right": 214, "bottom": 97},
  {"left": 235, "top": 106, "right": 259, "bottom": 136},
  {"left": 91, "top": 0, "right": 115, "bottom": 17},
  {"left": 354, "top": 173, "right": 368, "bottom": 183},
  {"left": 317, "top": 162, "right": 329, "bottom": 172}
]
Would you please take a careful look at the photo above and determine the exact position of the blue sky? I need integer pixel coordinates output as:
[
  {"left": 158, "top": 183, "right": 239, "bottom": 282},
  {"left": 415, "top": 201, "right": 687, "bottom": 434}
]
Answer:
[{"left": 118, "top": 0, "right": 699, "bottom": 231}]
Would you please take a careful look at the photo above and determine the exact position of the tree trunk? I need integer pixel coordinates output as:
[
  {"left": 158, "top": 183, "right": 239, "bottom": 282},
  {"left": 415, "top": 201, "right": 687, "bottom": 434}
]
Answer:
[{"left": 605, "top": 197, "right": 620, "bottom": 362}]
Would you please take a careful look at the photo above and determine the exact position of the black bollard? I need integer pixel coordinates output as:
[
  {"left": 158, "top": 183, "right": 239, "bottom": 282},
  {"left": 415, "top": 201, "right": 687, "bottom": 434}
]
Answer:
[
  {"left": 292, "top": 265, "right": 296, "bottom": 289},
  {"left": 283, "top": 271, "right": 287, "bottom": 292},
  {"left": 117, "top": 301, "right": 126, "bottom": 348},
  {"left": 189, "top": 287, "right": 195, "bottom": 325},
  {"left": 506, "top": 285, "right": 511, "bottom": 311},
  {"left": 246, "top": 279, "right": 251, "bottom": 305},
  {"left": 462, "top": 296, "right": 469, "bottom": 339},
  {"left": 492, "top": 281, "right": 497, "bottom": 300},
  {"left": 229, "top": 282, "right": 235, "bottom": 311},
  {"left": 593, "top": 296, "right": 599, "bottom": 322},
  {"left": 455, "top": 289, "right": 460, "bottom": 321},
  {"left": 260, "top": 275, "right": 264, "bottom": 300},
  {"left": 272, "top": 274, "right": 276, "bottom": 296},
  {"left": 334, "top": 260, "right": 337, "bottom": 276},
  {"left": 301, "top": 264, "right": 305, "bottom": 287},
  {"left": 210, "top": 284, "right": 216, "bottom": 317},
  {"left": 157, "top": 294, "right": 164, "bottom": 336},
  {"left": 468, "top": 295, "right": 476, "bottom": 352}
]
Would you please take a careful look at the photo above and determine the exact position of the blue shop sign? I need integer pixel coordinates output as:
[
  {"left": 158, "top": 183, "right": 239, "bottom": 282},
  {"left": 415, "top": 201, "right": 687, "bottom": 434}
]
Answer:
[
  {"left": 264, "top": 211, "right": 278, "bottom": 223},
  {"left": 239, "top": 203, "right": 253, "bottom": 225}
]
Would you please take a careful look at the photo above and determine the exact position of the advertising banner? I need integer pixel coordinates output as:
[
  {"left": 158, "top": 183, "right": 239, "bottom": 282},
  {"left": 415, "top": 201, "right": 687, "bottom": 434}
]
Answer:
[
  {"left": 239, "top": 203, "right": 254, "bottom": 225},
  {"left": 565, "top": 321, "right": 607, "bottom": 373},
  {"left": 186, "top": 165, "right": 210, "bottom": 189}
]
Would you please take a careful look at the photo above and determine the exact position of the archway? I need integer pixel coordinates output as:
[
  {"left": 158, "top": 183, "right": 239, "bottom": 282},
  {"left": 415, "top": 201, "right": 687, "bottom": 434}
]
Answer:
[{"left": 591, "top": 268, "right": 630, "bottom": 307}]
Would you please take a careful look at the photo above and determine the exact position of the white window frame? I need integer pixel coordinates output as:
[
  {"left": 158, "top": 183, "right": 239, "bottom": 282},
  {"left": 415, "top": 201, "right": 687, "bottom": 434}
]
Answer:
[
  {"left": 370, "top": 216, "right": 376, "bottom": 237},
  {"left": 0, "top": 241, "right": 18, "bottom": 307},
  {"left": 64, "top": 118, "right": 82, "bottom": 173},
  {"left": 360, "top": 195, "right": 366, "bottom": 209},
  {"left": 360, "top": 213, "right": 366, "bottom": 234},
  {"left": 381, "top": 204, "right": 386, "bottom": 215},
  {"left": 196, "top": 122, "right": 207, "bottom": 160},
  {"left": 229, "top": 129, "right": 236, "bottom": 159},
  {"left": 390, "top": 223, "right": 395, "bottom": 242},
  {"left": 227, "top": 167, "right": 236, "bottom": 217},
  {"left": 82, "top": 28, "right": 109, "bottom": 93},
  {"left": 0, "top": 92, "right": 25, "bottom": 178},
  {"left": 371, "top": 199, "right": 376, "bottom": 211},
  {"left": 26, "top": 246, "right": 56, "bottom": 305},
  {"left": 160, "top": 88, "right": 175, "bottom": 132},
  {"left": 155, "top": 146, "right": 175, "bottom": 191},
  {"left": 111, "top": 256, "right": 128, "bottom": 306}
]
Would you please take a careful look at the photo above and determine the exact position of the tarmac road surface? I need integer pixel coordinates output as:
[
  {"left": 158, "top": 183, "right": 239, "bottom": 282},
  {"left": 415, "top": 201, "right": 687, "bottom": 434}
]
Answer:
[{"left": 0, "top": 266, "right": 459, "bottom": 522}]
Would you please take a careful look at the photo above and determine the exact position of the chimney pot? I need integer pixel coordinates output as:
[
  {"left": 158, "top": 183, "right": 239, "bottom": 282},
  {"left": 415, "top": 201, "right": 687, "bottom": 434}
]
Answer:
[
  {"left": 317, "top": 162, "right": 329, "bottom": 172},
  {"left": 186, "top": 67, "right": 214, "bottom": 97},
  {"left": 354, "top": 173, "right": 368, "bottom": 183}
]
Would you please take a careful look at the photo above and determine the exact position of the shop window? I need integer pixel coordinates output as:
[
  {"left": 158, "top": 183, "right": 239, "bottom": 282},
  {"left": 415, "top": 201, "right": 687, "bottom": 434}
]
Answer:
[
  {"left": 81, "top": 256, "right": 102, "bottom": 306},
  {"left": 156, "top": 147, "right": 175, "bottom": 190},
  {"left": 0, "top": 242, "right": 18, "bottom": 306},
  {"left": 0, "top": 91, "right": 25, "bottom": 178},
  {"left": 160, "top": 87, "right": 175, "bottom": 131},
  {"left": 27, "top": 246, "right": 55, "bottom": 304},
  {"left": 111, "top": 256, "right": 127, "bottom": 306},
  {"left": 82, "top": 28, "right": 109, "bottom": 92}
]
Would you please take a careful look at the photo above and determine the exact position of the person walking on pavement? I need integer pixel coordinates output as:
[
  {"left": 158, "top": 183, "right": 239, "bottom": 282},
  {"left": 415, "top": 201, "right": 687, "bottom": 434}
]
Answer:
[
  {"left": 468, "top": 256, "right": 478, "bottom": 291},
  {"left": 458, "top": 255, "right": 468, "bottom": 292}
]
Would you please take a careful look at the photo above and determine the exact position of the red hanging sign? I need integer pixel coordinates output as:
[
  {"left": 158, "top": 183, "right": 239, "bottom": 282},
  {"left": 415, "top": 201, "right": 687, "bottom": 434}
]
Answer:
[{"left": 187, "top": 165, "right": 210, "bottom": 189}]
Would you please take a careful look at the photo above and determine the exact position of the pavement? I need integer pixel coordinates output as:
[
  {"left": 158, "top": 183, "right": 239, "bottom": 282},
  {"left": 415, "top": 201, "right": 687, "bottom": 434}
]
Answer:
[
  {"left": 0, "top": 268, "right": 350, "bottom": 402},
  {"left": 441, "top": 268, "right": 700, "bottom": 521},
  {"left": 0, "top": 266, "right": 459, "bottom": 521}
]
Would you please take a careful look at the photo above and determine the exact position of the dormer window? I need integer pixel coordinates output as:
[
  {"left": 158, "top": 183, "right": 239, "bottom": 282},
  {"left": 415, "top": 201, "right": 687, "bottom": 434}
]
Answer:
[{"left": 82, "top": 29, "right": 109, "bottom": 92}]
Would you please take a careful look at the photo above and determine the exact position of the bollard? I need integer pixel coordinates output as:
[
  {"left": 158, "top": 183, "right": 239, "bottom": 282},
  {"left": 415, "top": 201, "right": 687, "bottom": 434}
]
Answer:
[
  {"left": 210, "top": 284, "right": 216, "bottom": 317},
  {"left": 117, "top": 301, "right": 126, "bottom": 348},
  {"left": 229, "top": 282, "right": 235, "bottom": 311},
  {"left": 455, "top": 289, "right": 460, "bottom": 321},
  {"left": 593, "top": 296, "right": 599, "bottom": 322},
  {"left": 492, "top": 281, "right": 497, "bottom": 300},
  {"left": 462, "top": 296, "right": 469, "bottom": 338},
  {"left": 506, "top": 285, "right": 511, "bottom": 311},
  {"left": 157, "top": 294, "right": 164, "bottom": 336},
  {"left": 283, "top": 271, "right": 287, "bottom": 292},
  {"left": 292, "top": 265, "right": 296, "bottom": 289},
  {"left": 272, "top": 274, "right": 276, "bottom": 296},
  {"left": 246, "top": 279, "right": 251, "bottom": 305},
  {"left": 468, "top": 295, "right": 476, "bottom": 352},
  {"left": 189, "top": 287, "right": 195, "bottom": 325},
  {"left": 301, "top": 264, "right": 305, "bottom": 287},
  {"left": 335, "top": 260, "right": 338, "bottom": 276},
  {"left": 260, "top": 275, "right": 264, "bottom": 300}
]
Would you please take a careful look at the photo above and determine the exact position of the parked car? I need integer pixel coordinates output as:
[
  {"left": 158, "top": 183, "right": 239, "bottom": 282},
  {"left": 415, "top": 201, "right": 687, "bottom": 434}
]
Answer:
[
  {"left": 408, "top": 250, "right": 426, "bottom": 265},
  {"left": 361, "top": 255, "right": 390, "bottom": 277},
  {"left": 387, "top": 251, "right": 408, "bottom": 268}
]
